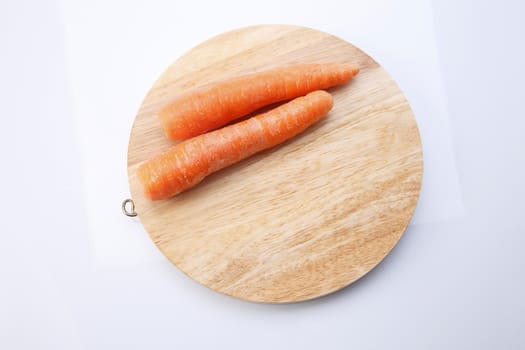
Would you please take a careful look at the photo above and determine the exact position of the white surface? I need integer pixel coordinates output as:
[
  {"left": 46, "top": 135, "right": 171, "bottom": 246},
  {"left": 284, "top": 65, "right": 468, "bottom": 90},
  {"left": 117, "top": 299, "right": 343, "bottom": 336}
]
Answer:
[
  {"left": 54, "top": 0, "right": 463, "bottom": 263},
  {"left": 1, "top": 0, "right": 524, "bottom": 349},
  {"left": 59, "top": 0, "right": 462, "bottom": 264}
]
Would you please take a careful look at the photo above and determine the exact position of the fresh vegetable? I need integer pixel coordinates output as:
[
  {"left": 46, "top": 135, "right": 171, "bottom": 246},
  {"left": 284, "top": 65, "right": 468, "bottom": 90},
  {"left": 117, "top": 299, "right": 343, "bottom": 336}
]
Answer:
[
  {"left": 158, "top": 63, "right": 357, "bottom": 140},
  {"left": 139, "top": 91, "right": 333, "bottom": 200}
]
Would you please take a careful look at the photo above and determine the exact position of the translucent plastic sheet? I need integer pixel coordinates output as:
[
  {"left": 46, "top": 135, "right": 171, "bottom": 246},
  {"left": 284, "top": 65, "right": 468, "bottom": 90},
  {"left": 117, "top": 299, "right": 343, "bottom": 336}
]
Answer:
[{"left": 59, "top": 0, "right": 463, "bottom": 263}]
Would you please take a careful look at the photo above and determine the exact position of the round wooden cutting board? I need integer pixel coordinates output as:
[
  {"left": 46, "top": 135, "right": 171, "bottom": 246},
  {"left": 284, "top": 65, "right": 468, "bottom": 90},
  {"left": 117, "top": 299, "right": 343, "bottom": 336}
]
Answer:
[{"left": 127, "top": 25, "right": 423, "bottom": 303}]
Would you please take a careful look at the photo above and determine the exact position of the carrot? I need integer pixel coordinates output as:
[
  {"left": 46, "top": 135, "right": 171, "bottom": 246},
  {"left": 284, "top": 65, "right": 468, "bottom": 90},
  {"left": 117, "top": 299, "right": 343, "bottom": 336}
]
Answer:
[
  {"left": 138, "top": 90, "right": 333, "bottom": 200},
  {"left": 159, "top": 63, "right": 358, "bottom": 140}
]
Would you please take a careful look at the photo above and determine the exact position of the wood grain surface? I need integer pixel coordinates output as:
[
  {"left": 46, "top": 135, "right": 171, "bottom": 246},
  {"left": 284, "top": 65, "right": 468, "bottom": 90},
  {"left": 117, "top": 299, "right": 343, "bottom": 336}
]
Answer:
[{"left": 127, "top": 25, "right": 423, "bottom": 303}]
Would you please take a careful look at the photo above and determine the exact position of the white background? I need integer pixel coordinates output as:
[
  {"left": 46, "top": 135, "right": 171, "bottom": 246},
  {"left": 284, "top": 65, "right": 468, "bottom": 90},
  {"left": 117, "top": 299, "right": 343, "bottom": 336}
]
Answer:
[{"left": 1, "top": 0, "right": 524, "bottom": 349}]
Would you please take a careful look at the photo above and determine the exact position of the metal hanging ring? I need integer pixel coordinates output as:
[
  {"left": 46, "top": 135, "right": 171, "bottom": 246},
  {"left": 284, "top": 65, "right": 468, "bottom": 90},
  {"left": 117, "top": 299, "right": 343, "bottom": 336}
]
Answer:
[{"left": 122, "top": 198, "right": 137, "bottom": 217}]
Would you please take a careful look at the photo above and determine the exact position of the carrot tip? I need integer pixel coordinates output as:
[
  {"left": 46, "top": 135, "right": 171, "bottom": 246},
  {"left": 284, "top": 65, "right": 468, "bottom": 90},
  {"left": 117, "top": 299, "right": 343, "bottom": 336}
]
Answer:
[{"left": 352, "top": 65, "right": 360, "bottom": 76}]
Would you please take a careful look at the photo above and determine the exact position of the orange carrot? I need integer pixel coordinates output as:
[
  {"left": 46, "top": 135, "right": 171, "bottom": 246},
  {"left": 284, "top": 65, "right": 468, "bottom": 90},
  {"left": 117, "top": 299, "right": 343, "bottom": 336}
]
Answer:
[
  {"left": 159, "top": 63, "right": 358, "bottom": 140},
  {"left": 138, "top": 90, "right": 333, "bottom": 200}
]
